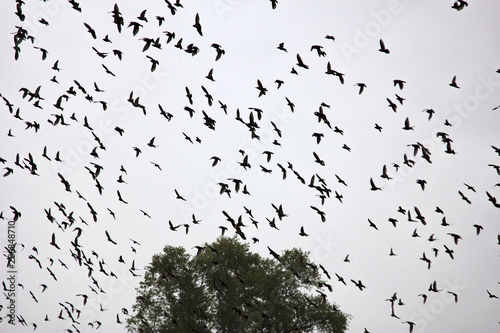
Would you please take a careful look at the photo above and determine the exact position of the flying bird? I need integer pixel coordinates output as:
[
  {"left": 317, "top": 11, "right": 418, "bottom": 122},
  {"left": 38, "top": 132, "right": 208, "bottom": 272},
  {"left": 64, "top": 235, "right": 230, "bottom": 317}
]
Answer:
[
  {"left": 452, "top": 0, "right": 468, "bottom": 11},
  {"left": 378, "top": 39, "right": 390, "bottom": 53},
  {"left": 296, "top": 53, "right": 309, "bottom": 69},
  {"left": 256, "top": 80, "right": 267, "bottom": 97},
  {"left": 105, "top": 230, "right": 117, "bottom": 245},
  {"left": 50, "top": 233, "right": 60, "bottom": 250},
  {"left": 354, "top": 83, "right": 366, "bottom": 94},
  {"left": 193, "top": 13, "right": 203, "bottom": 36},
  {"left": 449, "top": 76, "right": 460, "bottom": 88},
  {"left": 370, "top": 178, "right": 382, "bottom": 191}
]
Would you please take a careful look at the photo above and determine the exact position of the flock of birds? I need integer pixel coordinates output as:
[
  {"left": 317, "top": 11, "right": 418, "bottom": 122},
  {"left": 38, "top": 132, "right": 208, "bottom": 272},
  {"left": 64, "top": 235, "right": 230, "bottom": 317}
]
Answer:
[{"left": 1, "top": 0, "right": 499, "bottom": 332}]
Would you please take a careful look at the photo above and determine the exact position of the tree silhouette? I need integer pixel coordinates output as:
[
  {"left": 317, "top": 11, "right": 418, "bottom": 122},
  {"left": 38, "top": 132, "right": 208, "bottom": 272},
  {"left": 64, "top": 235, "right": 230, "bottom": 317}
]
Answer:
[{"left": 127, "top": 236, "right": 350, "bottom": 332}]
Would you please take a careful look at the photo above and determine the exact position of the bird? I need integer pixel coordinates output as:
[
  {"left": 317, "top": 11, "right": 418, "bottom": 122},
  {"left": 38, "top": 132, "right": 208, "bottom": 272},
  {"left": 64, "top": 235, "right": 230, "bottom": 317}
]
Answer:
[
  {"left": 113, "top": 49, "right": 123, "bottom": 60},
  {"left": 448, "top": 233, "right": 462, "bottom": 245},
  {"left": 422, "top": 108, "right": 435, "bottom": 120},
  {"left": 140, "top": 210, "right": 151, "bottom": 218},
  {"left": 336, "top": 174, "right": 348, "bottom": 186},
  {"left": 449, "top": 76, "right": 460, "bottom": 88},
  {"left": 351, "top": 279, "right": 366, "bottom": 291},
  {"left": 452, "top": 0, "right": 468, "bottom": 11},
  {"left": 211, "top": 43, "right": 225, "bottom": 61},
  {"left": 117, "top": 190, "right": 128, "bottom": 204},
  {"left": 312, "top": 132, "right": 324, "bottom": 144},
  {"left": 388, "top": 218, "right": 398, "bottom": 228},
  {"left": 50, "top": 233, "right": 60, "bottom": 250},
  {"left": 128, "top": 21, "right": 143, "bottom": 36},
  {"left": 175, "top": 189, "right": 186, "bottom": 201},
  {"left": 206, "top": 68, "right": 215, "bottom": 81},
  {"left": 387, "top": 98, "right": 398, "bottom": 112},
  {"left": 402, "top": 117, "right": 414, "bottom": 130},
  {"left": 428, "top": 234, "right": 438, "bottom": 242},
  {"left": 271, "top": 203, "right": 288, "bottom": 220},
  {"left": 277, "top": 42, "right": 287, "bottom": 52},
  {"left": 395, "top": 93, "right": 405, "bottom": 105},
  {"left": 381, "top": 165, "right": 392, "bottom": 180},
  {"left": 416, "top": 179, "right": 426, "bottom": 191},
  {"left": 393, "top": 79, "right": 406, "bottom": 90},
  {"left": 463, "top": 183, "right": 476, "bottom": 192},
  {"left": 146, "top": 56, "right": 159, "bottom": 72},
  {"left": 191, "top": 214, "right": 201, "bottom": 224},
  {"left": 368, "top": 219, "right": 378, "bottom": 230},
  {"left": 311, "top": 44, "right": 326, "bottom": 57},
  {"left": 83, "top": 23, "right": 97, "bottom": 39},
  {"left": 403, "top": 321, "right": 416, "bottom": 333},
  {"left": 147, "top": 137, "right": 158, "bottom": 148},
  {"left": 370, "top": 178, "right": 382, "bottom": 191},
  {"left": 487, "top": 290, "right": 498, "bottom": 299},
  {"left": 105, "top": 230, "right": 117, "bottom": 245},
  {"left": 102, "top": 64, "right": 115, "bottom": 76},
  {"left": 378, "top": 39, "right": 390, "bottom": 53},
  {"left": 256, "top": 80, "right": 267, "bottom": 97},
  {"left": 491, "top": 145, "right": 500, "bottom": 156},
  {"left": 296, "top": 53, "right": 309, "bottom": 69},
  {"left": 354, "top": 83, "right": 366, "bottom": 94},
  {"left": 193, "top": 13, "right": 203, "bottom": 36},
  {"left": 133, "top": 147, "right": 142, "bottom": 157},
  {"left": 458, "top": 191, "right": 471, "bottom": 204},
  {"left": 313, "top": 152, "right": 325, "bottom": 166},
  {"left": 311, "top": 206, "right": 326, "bottom": 222},
  {"left": 473, "top": 224, "right": 483, "bottom": 235},
  {"left": 299, "top": 226, "right": 309, "bottom": 237}
]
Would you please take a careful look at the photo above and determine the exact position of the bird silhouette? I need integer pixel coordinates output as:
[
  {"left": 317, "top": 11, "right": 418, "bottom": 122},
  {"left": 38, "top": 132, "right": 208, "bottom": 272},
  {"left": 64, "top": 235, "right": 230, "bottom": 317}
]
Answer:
[
  {"left": 448, "top": 233, "right": 462, "bottom": 245},
  {"left": 175, "top": 189, "right": 186, "bottom": 201},
  {"left": 105, "top": 230, "right": 117, "bottom": 245},
  {"left": 193, "top": 13, "right": 203, "bottom": 36},
  {"left": 378, "top": 39, "right": 390, "bottom": 53},
  {"left": 256, "top": 80, "right": 267, "bottom": 97},
  {"left": 354, "top": 83, "right": 366, "bottom": 94},
  {"left": 452, "top": 0, "right": 468, "bottom": 10},
  {"left": 277, "top": 42, "right": 287, "bottom": 52},
  {"left": 458, "top": 191, "right": 471, "bottom": 204},
  {"left": 449, "top": 76, "right": 460, "bottom": 88},
  {"left": 50, "top": 233, "right": 60, "bottom": 250},
  {"left": 370, "top": 178, "right": 382, "bottom": 191},
  {"left": 402, "top": 117, "right": 414, "bottom": 130},
  {"left": 296, "top": 53, "right": 309, "bottom": 69}
]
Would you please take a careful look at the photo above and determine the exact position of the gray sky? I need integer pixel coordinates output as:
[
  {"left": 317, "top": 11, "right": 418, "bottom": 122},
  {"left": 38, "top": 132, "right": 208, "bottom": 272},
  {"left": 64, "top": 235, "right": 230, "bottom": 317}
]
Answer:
[{"left": 1, "top": 1, "right": 500, "bottom": 332}]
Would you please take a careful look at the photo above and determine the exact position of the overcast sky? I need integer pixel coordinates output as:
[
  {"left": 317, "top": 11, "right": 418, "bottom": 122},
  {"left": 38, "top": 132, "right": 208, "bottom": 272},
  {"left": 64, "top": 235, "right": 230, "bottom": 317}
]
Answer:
[{"left": 1, "top": 1, "right": 500, "bottom": 332}]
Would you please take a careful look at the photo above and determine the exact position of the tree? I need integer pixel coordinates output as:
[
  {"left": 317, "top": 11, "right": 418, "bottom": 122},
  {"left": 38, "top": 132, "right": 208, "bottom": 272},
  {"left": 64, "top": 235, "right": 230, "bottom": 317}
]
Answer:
[{"left": 126, "top": 236, "right": 350, "bottom": 332}]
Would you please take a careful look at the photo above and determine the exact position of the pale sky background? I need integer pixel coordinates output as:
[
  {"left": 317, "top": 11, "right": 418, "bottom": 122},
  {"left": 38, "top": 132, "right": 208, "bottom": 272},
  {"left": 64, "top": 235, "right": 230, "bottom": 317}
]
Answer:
[{"left": 1, "top": 1, "right": 500, "bottom": 333}]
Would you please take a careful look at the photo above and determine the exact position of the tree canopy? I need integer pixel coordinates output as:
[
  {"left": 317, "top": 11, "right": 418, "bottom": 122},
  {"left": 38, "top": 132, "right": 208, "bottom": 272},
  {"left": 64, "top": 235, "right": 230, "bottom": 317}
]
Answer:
[{"left": 127, "top": 236, "right": 350, "bottom": 332}]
